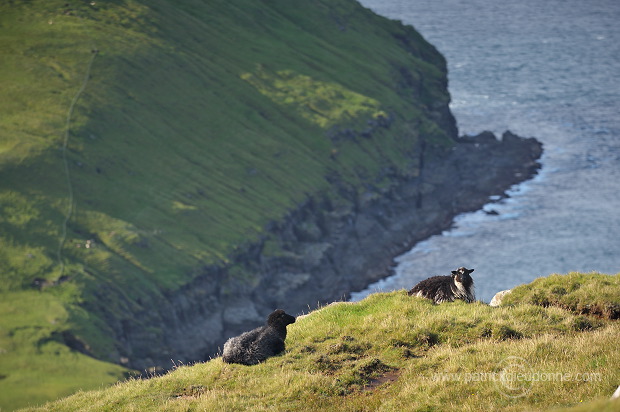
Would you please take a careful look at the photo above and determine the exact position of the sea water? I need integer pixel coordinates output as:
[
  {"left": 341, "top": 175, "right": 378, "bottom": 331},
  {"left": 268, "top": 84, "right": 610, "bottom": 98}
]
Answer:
[{"left": 353, "top": 0, "right": 620, "bottom": 302}]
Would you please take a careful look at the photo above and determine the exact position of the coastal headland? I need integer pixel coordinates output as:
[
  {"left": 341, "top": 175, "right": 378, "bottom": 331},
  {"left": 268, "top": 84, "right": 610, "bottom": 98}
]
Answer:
[{"left": 1, "top": 0, "right": 542, "bottom": 408}]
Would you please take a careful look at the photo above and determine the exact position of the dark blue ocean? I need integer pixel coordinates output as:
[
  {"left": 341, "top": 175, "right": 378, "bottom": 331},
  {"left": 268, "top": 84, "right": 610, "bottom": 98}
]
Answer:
[{"left": 353, "top": 0, "right": 620, "bottom": 302}]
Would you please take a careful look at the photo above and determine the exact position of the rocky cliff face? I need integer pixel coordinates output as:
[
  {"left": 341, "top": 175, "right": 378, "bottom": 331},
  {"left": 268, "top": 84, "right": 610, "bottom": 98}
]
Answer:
[{"left": 115, "top": 129, "right": 542, "bottom": 372}]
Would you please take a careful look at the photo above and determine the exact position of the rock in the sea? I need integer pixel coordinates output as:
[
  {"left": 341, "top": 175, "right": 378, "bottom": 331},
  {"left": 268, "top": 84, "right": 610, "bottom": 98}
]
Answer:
[{"left": 489, "top": 289, "right": 512, "bottom": 307}]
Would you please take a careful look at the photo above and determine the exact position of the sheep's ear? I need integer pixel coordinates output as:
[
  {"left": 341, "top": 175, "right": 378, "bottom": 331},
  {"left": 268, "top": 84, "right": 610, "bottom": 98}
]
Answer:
[
  {"left": 451, "top": 271, "right": 457, "bottom": 276},
  {"left": 468, "top": 268, "right": 475, "bottom": 274}
]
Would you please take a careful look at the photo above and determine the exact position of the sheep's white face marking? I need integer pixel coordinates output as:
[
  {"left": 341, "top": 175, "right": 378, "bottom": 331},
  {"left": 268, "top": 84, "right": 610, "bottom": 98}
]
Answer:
[
  {"left": 454, "top": 279, "right": 467, "bottom": 294},
  {"left": 453, "top": 278, "right": 475, "bottom": 302}
]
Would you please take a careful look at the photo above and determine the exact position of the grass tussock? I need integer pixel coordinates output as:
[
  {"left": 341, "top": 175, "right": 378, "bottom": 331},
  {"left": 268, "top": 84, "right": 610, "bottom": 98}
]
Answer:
[
  {"left": 23, "top": 274, "right": 620, "bottom": 412},
  {"left": 501, "top": 272, "right": 620, "bottom": 319}
]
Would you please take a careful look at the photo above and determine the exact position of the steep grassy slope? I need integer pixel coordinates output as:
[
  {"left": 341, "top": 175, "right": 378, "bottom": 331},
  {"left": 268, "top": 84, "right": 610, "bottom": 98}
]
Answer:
[
  {"left": 1, "top": 0, "right": 449, "bottom": 291},
  {"left": 23, "top": 273, "right": 620, "bottom": 412},
  {"left": 1, "top": 0, "right": 456, "bottom": 408}
]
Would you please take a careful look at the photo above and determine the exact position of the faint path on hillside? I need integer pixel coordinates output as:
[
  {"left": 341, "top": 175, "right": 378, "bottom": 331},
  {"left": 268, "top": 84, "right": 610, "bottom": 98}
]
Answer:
[{"left": 57, "top": 48, "right": 98, "bottom": 278}]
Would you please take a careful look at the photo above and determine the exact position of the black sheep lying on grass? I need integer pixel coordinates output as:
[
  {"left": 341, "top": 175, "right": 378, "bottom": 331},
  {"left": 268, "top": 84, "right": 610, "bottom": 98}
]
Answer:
[
  {"left": 222, "top": 309, "right": 296, "bottom": 365},
  {"left": 408, "top": 267, "right": 475, "bottom": 304}
]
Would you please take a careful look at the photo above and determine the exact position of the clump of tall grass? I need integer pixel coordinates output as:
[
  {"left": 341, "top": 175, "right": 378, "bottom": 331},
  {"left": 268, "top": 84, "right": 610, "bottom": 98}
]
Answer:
[{"left": 501, "top": 272, "right": 620, "bottom": 319}]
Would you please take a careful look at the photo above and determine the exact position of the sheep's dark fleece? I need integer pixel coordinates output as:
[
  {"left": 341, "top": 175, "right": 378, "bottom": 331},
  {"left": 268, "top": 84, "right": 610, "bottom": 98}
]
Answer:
[
  {"left": 408, "top": 267, "right": 475, "bottom": 304},
  {"left": 222, "top": 309, "right": 296, "bottom": 365}
]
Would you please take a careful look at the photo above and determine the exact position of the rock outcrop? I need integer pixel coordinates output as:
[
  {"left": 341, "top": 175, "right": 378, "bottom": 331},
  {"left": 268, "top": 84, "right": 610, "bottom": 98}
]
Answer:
[{"left": 490, "top": 289, "right": 513, "bottom": 307}]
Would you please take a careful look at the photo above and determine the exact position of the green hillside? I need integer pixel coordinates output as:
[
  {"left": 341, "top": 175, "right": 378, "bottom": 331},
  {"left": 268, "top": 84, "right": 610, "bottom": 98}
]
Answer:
[
  {"left": 1, "top": 0, "right": 449, "bottom": 291},
  {"left": 1, "top": 0, "right": 456, "bottom": 409},
  {"left": 22, "top": 272, "right": 620, "bottom": 411}
]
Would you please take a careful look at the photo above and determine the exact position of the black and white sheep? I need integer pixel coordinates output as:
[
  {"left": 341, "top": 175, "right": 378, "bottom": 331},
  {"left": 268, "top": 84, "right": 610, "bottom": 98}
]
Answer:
[
  {"left": 221, "top": 309, "right": 296, "bottom": 365},
  {"left": 407, "top": 267, "right": 475, "bottom": 304}
]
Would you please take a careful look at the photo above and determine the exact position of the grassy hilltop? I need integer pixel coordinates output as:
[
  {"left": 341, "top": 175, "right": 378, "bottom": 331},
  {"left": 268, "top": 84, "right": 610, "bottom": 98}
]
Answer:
[
  {"left": 1, "top": 0, "right": 455, "bottom": 408},
  {"left": 22, "top": 272, "right": 620, "bottom": 411}
]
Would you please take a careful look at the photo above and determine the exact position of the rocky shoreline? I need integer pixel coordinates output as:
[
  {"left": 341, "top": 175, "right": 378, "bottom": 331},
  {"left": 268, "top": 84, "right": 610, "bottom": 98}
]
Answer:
[{"left": 114, "top": 130, "right": 542, "bottom": 372}]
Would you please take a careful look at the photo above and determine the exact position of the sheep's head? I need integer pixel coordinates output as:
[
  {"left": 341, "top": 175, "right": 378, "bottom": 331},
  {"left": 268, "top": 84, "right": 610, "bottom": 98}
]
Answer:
[
  {"left": 451, "top": 267, "right": 474, "bottom": 289},
  {"left": 267, "top": 309, "right": 296, "bottom": 327}
]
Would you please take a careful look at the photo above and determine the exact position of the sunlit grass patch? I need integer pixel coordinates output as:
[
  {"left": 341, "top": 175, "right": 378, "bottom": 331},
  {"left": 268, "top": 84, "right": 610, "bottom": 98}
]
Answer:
[
  {"left": 0, "top": 290, "right": 130, "bottom": 411},
  {"left": 241, "top": 66, "right": 386, "bottom": 129}
]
